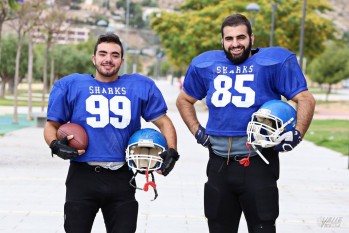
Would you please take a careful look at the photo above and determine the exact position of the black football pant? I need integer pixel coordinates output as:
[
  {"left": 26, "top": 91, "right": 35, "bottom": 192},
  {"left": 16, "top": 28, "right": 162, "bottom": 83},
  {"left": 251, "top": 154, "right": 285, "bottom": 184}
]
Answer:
[
  {"left": 64, "top": 162, "right": 138, "bottom": 233},
  {"left": 204, "top": 148, "right": 279, "bottom": 233}
]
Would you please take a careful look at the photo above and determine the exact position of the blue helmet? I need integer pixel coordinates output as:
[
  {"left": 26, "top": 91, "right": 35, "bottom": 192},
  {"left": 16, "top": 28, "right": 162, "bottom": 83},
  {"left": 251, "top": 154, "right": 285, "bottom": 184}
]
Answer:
[
  {"left": 126, "top": 128, "right": 167, "bottom": 172},
  {"left": 247, "top": 100, "right": 297, "bottom": 148}
]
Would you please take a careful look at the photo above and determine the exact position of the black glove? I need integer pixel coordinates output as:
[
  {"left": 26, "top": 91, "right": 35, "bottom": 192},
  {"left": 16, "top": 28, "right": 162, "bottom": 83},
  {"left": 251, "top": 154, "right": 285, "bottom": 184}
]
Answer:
[
  {"left": 159, "top": 148, "right": 179, "bottom": 176},
  {"left": 50, "top": 137, "right": 79, "bottom": 160},
  {"left": 195, "top": 125, "right": 211, "bottom": 147},
  {"left": 273, "top": 129, "right": 302, "bottom": 152}
]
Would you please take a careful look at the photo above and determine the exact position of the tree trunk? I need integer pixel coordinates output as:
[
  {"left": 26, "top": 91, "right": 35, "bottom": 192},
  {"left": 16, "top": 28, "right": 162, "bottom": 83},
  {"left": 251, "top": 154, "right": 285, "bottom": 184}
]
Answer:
[
  {"left": 13, "top": 34, "right": 24, "bottom": 124},
  {"left": 27, "top": 31, "right": 34, "bottom": 121},
  {"left": 50, "top": 47, "right": 54, "bottom": 89},
  {"left": 41, "top": 38, "right": 51, "bottom": 111},
  {"left": 325, "top": 84, "right": 332, "bottom": 102},
  {"left": 0, "top": 22, "right": 3, "bottom": 66},
  {"left": 0, "top": 78, "right": 5, "bottom": 97},
  {"left": 7, "top": 78, "right": 14, "bottom": 94}
]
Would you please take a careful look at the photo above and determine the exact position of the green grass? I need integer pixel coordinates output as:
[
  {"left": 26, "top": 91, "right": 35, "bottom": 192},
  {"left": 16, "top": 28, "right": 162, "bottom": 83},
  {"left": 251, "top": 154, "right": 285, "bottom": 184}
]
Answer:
[
  {"left": 0, "top": 88, "right": 48, "bottom": 106},
  {"left": 305, "top": 119, "right": 349, "bottom": 155},
  {"left": 0, "top": 96, "right": 47, "bottom": 107},
  {"left": 308, "top": 87, "right": 345, "bottom": 95}
]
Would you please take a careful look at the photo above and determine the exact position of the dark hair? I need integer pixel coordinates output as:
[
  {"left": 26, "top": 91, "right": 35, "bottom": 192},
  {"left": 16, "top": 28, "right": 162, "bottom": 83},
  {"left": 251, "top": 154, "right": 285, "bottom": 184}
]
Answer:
[
  {"left": 93, "top": 33, "right": 124, "bottom": 57},
  {"left": 221, "top": 14, "right": 252, "bottom": 38}
]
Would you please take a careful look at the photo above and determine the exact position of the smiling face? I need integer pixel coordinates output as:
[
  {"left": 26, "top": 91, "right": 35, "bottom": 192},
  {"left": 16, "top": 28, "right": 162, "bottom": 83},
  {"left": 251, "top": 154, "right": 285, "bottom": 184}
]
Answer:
[
  {"left": 222, "top": 24, "right": 254, "bottom": 65},
  {"left": 92, "top": 42, "right": 124, "bottom": 82}
]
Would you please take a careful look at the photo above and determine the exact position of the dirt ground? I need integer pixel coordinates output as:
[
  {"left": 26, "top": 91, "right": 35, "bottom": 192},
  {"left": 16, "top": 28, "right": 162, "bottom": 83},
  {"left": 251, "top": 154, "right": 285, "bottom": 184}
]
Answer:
[
  {"left": 314, "top": 101, "right": 349, "bottom": 120},
  {"left": 316, "top": 101, "right": 349, "bottom": 112}
]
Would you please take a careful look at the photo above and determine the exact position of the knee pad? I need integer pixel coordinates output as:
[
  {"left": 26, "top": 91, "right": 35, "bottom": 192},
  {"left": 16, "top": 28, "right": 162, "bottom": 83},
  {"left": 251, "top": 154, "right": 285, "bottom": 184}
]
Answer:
[
  {"left": 204, "top": 182, "right": 220, "bottom": 219},
  {"left": 104, "top": 200, "right": 139, "bottom": 233},
  {"left": 255, "top": 186, "right": 279, "bottom": 221},
  {"left": 64, "top": 201, "right": 98, "bottom": 233},
  {"left": 204, "top": 182, "right": 241, "bottom": 232},
  {"left": 116, "top": 199, "right": 138, "bottom": 219}
]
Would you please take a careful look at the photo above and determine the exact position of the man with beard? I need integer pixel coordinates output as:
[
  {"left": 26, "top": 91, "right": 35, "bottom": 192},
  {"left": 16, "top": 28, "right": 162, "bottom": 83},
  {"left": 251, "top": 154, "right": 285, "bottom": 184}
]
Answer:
[
  {"left": 176, "top": 14, "right": 315, "bottom": 233},
  {"left": 44, "top": 33, "right": 179, "bottom": 233}
]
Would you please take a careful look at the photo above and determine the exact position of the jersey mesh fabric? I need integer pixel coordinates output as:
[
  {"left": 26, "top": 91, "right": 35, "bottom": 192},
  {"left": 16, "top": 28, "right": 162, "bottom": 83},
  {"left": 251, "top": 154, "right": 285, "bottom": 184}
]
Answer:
[
  {"left": 183, "top": 47, "right": 308, "bottom": 137},
  {"left": 47, "top": 73, "right": 167, "bottom": 162}
]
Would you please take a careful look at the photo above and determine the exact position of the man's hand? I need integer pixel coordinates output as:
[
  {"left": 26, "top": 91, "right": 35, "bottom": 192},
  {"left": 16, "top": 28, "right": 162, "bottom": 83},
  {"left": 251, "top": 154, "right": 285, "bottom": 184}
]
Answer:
[
  {"left": 274, "top": 129, "right": 302, "bottom": 152},
  {"left": 50, "top": 136, "right": 79, "bottom": 160},
  {"left": 159, "top": 148, "right": 179, "bottom": 176},
  {"left": 195, "top": 125, "right": 211, "bottom": 147}
]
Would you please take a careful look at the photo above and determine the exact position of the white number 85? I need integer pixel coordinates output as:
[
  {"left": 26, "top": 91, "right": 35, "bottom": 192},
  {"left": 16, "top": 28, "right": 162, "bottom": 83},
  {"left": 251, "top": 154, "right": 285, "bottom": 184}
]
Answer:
[{"left": 211, "top": 74, "right": 255, "bottom": 108}]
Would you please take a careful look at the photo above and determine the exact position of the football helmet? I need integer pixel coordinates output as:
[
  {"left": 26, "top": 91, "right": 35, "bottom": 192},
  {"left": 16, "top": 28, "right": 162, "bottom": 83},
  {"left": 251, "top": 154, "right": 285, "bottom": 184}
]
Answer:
[
  {"left": 247, "top": 100, "right": 297, "bottom": 148},
  {"left": 126, "top": 128, "right": 167, "bottom": 172}
]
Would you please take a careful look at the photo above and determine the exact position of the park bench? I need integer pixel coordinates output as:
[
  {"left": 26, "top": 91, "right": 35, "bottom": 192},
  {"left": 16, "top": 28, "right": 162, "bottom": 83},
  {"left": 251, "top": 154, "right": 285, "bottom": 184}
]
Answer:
[{"left": 33, "top": 112, "right": 47, "bottom": 128}]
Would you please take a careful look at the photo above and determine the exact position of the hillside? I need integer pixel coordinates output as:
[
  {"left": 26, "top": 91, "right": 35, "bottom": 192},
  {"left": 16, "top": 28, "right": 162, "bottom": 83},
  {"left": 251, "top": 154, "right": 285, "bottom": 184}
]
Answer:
[{"left": 325, "top": 0, "right": 349, "bottom": 32}]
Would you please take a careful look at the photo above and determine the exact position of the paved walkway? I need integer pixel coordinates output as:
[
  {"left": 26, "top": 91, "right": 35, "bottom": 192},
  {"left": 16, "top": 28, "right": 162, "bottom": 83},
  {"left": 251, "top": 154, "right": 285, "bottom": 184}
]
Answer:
[{"left": 0, "top": 80, "right": 348, "bottom": 233}]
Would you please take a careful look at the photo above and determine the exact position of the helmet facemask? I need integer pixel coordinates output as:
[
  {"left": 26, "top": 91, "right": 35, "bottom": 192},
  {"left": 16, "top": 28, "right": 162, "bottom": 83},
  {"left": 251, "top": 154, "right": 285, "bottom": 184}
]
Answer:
[
  {"left": 127, "top": 141, "right": 164, "bottom": 173},
  {"left": 126, "top": 128, "right": 167, "bottom": 201},
  {"left": 247, "top": 109, "right": 285, "bottom": 148},
  {"left": 246, "top": 100, "right": 297, "bottom": 165}
]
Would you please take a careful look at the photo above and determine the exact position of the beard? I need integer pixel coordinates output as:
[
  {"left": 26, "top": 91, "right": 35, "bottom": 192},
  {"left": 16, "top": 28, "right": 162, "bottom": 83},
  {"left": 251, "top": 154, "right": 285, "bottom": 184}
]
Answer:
[
  {"left": 95, "top": 63, "right": 120, "bottom": 78},
  {"left": 224, "top": 40, "right": 252, "bottom": 65}
]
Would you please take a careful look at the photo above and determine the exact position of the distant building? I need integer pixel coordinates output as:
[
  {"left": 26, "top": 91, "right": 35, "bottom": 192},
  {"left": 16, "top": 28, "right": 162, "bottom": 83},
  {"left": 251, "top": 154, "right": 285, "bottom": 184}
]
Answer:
[{"left": 32, "top": 27, "right": 90, "bottom": 44}]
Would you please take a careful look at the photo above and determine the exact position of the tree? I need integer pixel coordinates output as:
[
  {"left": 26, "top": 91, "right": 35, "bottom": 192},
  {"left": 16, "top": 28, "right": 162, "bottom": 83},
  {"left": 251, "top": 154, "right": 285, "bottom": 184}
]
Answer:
[
  {"left": 150, "top": 0, "right": 336, "bottom": 72},
  {"left": 0, "top": 0, "right": 21, "bottom": 55},
  {"left": 39, "top": 5, "right": 67, "bottom": 111},
  {"left": 0, "top": 34, "right": 28, "bottom": 96},
  {"left": 264, "top": 0, "right": 335, "bottom": 59},
  {"left": 0, "top": 1, "right": 12, "bottom": 53},
  {"left": 307, "top": 44, "right": 349, "bottom": 101},
  {"left": 25, "top": 4, "right": 66, "bottom": 120},
  {"left": 33, "top": 43, "right": 87, "bottom": 81},
  {"left": 179, "top": 0, "right": 221, "bottom": 11},
  {"left": 27, "top": 30, "right": 34, "bottom": 120},
  {"left": 8, "top": 0, "right": 45, "bottom": 123},
  {"left": 0, "top": 0, "right": 17, "bottom": 96},
  {"left": 50, "top": 43, "right": 95, "bottom": 79}
]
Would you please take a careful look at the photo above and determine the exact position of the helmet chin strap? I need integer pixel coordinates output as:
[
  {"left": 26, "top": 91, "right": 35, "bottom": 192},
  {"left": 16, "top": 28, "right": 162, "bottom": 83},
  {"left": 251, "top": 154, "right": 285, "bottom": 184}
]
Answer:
[
  {"left": 239, "top": 142, "right": 251, "bottom": 167},
  {"left": 129, "top": 169, "right": 158, "bottom": 201},
  {"left": 143, "top": 169, "right": 158, "bottom": 201},
  {"left": 228, "top": 138, "right": 252, "bottom": 167}
]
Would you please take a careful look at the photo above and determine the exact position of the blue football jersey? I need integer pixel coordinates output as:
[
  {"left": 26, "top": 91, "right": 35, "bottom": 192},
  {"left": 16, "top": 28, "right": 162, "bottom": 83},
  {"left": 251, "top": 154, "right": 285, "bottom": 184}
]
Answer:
[
  {"left": 47, "top": 73, "right": 168, "bottom": 162},
  {"left": 183, "top": 47, "right": 308, "bottom": 137}
]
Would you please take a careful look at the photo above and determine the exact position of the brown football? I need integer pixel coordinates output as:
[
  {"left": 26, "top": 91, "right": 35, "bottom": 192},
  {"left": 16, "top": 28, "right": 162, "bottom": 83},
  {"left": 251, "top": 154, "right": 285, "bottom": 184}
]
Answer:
[{"left": 57, "top": 123, "right": 88, "bottom": 150}]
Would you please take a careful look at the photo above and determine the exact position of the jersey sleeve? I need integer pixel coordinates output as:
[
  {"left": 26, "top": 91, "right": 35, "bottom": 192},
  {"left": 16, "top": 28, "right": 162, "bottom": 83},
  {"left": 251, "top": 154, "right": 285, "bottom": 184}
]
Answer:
[
  {"left": 142, "top": 82, "right": 168, "bottom": 122},
  {"left": 276, "top": 54, "right": 308, "bottom": 100},
  {"left": 46, "top": 79, "right": 72, "bottom": 123},
  {"left": 182, "top": 64, "right": 207, "bottom": 100}
]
